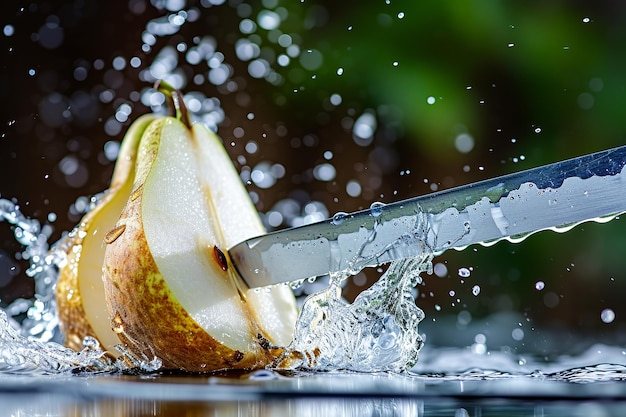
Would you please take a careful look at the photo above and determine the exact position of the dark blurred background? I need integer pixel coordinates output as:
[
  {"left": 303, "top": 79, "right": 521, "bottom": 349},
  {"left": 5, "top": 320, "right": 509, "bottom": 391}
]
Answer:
[{"left": 1, "top": 0, "right": 626, "bottom": 358}]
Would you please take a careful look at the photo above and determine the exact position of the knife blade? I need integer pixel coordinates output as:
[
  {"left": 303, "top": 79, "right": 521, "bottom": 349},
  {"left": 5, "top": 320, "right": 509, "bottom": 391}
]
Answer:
[{"left": 229, "top": 145, "right": 626, "bottom": 288}]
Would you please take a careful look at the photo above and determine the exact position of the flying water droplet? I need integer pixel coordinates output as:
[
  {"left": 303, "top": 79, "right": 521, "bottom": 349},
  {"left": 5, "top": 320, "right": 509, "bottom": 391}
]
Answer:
[
  {"left": 601, "top": 308, "right": 615, "bottom": 324},
  {"left": 458, "top": 267, "right": 471, "bottom": 278}
]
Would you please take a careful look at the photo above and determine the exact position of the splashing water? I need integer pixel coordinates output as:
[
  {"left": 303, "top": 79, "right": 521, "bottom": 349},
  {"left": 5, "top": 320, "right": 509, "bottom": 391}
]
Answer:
[
  {"left": 0, "top": 198, "right": 162, "bottom": 374},
  {"left": 0, "top": 198, "right": 90, "bottom": 373},
  {"left": 0, "top": 198, "right": 61, "bottom": 344},
  {"left": 279, "top": 255, "right": 431, "bottom": 372},
  {"left": 0, "top": 310, "right": 107, "bottom": 373}
]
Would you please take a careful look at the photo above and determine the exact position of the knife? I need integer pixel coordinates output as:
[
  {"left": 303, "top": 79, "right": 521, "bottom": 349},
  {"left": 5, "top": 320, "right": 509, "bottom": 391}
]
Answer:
[{"left": 229, "top": 145, "right": 626, "bottom": 288}]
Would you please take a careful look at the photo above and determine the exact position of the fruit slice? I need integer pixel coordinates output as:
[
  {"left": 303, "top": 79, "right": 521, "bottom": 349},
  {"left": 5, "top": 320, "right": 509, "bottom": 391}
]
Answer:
[
  {"left": 55, "top": 114, "right": 156, "bottom": 354},
  {"left": 102, "top": 84, "right": 297, "bottom": 371}
]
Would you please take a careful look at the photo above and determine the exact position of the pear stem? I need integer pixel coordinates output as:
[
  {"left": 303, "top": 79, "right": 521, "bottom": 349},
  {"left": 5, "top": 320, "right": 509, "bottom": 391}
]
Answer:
[{"left": 154, "top": 80, "right": 192, "bottom": 130}]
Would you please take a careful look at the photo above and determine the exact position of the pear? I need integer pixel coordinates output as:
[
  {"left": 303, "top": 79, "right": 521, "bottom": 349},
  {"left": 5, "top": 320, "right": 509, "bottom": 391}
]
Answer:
[
  {"left": 101, "top": 84, "right": 297, "bottom": 371},
  {"left": 55, "top": 114, "right": 156, "bottom": 354}
]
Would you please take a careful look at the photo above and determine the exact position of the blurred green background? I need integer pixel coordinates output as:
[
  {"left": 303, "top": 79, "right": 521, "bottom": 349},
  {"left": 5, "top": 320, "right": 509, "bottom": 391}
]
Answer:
[{"left": 1, "top": 0, "right": 626, "bottom": 357}]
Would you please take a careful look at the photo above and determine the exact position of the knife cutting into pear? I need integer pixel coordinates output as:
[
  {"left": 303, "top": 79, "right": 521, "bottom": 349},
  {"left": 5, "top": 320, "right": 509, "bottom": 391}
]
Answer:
[{"left": 55, "top": 81, "right": 626, "bottom": 372}]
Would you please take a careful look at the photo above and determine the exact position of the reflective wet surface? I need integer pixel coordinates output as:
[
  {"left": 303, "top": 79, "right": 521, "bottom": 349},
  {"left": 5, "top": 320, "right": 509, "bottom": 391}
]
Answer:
[{"left": 4, "top": 371, "right": 626, "bottom": 417}]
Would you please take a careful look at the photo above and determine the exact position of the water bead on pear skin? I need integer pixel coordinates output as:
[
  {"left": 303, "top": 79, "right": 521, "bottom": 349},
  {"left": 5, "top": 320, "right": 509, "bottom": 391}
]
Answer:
[{"left": 104, "top": 224, "right": 126, "bottom": 244}]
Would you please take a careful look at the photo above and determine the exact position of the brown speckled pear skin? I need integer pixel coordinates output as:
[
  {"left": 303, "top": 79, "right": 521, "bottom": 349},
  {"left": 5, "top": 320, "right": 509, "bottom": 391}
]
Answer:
[
  {"left": 55, "top": 114, "right": 157, "bottom": 355},
  {"left": 103, "top": 186, "right": 281, "bottom": 371},
  {"left": 56, "top": 230, "right": 94, "bottom": 352}
]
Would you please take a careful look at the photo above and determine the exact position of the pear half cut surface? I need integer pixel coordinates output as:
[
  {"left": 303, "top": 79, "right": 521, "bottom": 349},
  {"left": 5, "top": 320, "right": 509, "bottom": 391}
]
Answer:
[
  {"left": 102, "top": 115, "right": 297, "bottom": 372},
  {"left": 56, "top": 114, "right": 156, "bottom": 354}
]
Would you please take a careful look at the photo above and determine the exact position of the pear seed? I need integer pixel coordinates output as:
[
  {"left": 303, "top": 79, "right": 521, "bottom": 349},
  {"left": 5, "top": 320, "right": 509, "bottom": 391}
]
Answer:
[
  {"left": 104, "top": 224, "right": 126, "bottom": 244},
  {"left": 213, "top": 245, "right": 228, "bottom": 271}
]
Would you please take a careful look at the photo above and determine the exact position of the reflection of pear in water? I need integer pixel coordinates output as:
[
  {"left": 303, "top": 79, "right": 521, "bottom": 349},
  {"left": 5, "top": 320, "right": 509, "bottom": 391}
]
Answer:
[
  {"left": 56, "top": 83, "right": 298, "bottom": 371},
  {"left": 56, "top": 114, "right": 156, "bottom": 354}
]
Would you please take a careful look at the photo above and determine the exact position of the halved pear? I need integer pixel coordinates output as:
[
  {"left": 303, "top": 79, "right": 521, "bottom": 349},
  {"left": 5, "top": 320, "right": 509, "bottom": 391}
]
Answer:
[
  {"left": 55, "top": 114, "right": 156, "bottom": 354},
  {"left": 102, "top": 112, "right": 297, "bottom": 371}
]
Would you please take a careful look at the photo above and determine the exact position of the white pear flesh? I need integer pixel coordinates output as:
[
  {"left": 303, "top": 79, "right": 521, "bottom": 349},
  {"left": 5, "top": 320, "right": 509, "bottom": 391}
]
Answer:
[{"left": 74, "top": 182, "right": 134, "bottom": 353}]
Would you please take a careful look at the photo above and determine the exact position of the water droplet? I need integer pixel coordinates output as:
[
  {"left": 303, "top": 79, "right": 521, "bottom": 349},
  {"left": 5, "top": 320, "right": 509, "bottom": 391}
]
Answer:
[
  {"left": 471, "top": 285, "right": 481, "bottom": 296},
  {"left": 458, "top": 267, "right": 471, "bottom": 278},
  {"left": 433, "top": 262, "right": 447, "bottom": 278},
  {"left": 535, "top": 281, "right": 545, "bottom": 291},
  {"left": 104, "top": 224, "right": 126, "bottom": 244},
  {"left": 257, "top": 10, "right": 281, "bottom": 30},
  {"left": 82, "top": 336, "right": 100, "bottom": 349},
  {"left": 353, "top": 111, "right": 377, "bottom": 146},
  {"left": 331, "top": 212, "right": 348, "bottom": 225},
  {"left": 313, "top": 163, "right": 336, "bottom": 181},
  {"left": 601, "top": 308, "right": 615, "bottom": 324},
  {"left": 248, "top": 369, "right": 279, "bottom": 380},
  {"left": 370, "top": 202, "right": 385, "bottom": 217},
  {"left": 454, "top": 133, "right": 474, "bottom": 154},
  {"left": 346, "top": 180, "right": 362, "bottom": 197},
  {"left": 426, "top": 96, "right": 435, "bottom": 105},
  {"left": 3, "top": 24, "right": 15, "bottom": 37}
]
